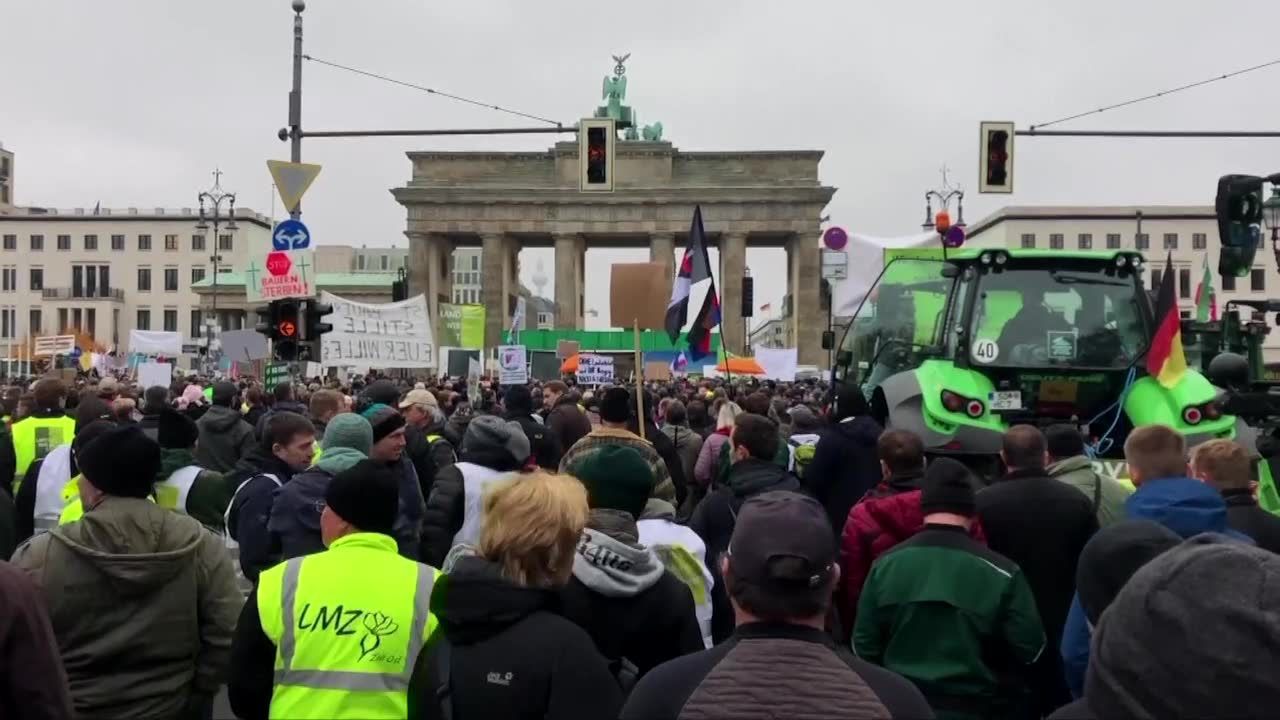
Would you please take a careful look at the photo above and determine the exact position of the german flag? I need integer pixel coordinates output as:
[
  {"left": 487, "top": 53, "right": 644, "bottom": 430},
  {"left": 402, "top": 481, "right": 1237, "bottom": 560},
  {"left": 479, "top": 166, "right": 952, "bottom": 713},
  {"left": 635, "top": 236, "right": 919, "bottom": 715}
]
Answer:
[{"left": 1147, "top": 253, "right": 1187, "bottom": 388}]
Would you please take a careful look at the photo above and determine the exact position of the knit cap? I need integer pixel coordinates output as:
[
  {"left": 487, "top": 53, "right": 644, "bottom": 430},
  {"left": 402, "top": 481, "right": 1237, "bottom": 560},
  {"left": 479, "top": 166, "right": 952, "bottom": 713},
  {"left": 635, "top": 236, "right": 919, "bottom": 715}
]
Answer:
[
  {"left": 567, "top": 445, "right": 653, "bottom": 519},
  {"left": 323, "top": 413, "right": 373, "bottom": 455},
  {"left": 920, "top": 457, "right": 976, "bottom": 516}
]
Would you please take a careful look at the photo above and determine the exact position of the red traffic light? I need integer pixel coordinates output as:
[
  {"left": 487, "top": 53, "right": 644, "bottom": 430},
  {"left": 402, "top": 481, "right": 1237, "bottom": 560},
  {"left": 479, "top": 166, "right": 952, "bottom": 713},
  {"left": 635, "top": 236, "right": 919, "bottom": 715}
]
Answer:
[{"left": 278, "top": 320, "right": 297, "bottom": 338}]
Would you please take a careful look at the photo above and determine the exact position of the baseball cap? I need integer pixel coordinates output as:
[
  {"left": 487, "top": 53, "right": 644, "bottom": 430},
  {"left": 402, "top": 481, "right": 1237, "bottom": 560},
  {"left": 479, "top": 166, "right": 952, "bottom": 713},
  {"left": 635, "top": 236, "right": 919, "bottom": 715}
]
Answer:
[
  {"left": 729, "top": 490, "right": 835, "bottom": 589},
  {"left": 398, "top": 388, "right": 438, "bottom": 410},
  {"left": 97, "top": 377, "right": 120, "bottom": 395}
]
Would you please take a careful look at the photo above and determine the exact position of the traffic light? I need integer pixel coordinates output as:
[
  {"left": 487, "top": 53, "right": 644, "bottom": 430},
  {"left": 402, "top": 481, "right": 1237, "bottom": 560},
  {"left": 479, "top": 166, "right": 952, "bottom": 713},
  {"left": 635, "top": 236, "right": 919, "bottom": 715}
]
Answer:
[
  {"left": 978, "top": 121, "right": 1015, "bottom": 194},
  {"left": 579, "top": 118, "right": 615, "bottom": 192},
  {"left": 254, "top": 304, "right": 276, "bottom": 337},
  {"left": 1215, "top": 174, "right": 1264, "bottom": 279},
  {"left": 306, "top": 300, "right": 334, "bottom": 339},
  {"left": 274, "top": 300, "right": 301, "bottom": 361}
]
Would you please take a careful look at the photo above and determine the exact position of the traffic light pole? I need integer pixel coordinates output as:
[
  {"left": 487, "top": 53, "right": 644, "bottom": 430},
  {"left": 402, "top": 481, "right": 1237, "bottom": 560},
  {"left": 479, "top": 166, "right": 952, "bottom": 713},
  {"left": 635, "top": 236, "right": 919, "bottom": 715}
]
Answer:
[{"left": 1017, "top": 129, "right": 1280, "bottom": 138}]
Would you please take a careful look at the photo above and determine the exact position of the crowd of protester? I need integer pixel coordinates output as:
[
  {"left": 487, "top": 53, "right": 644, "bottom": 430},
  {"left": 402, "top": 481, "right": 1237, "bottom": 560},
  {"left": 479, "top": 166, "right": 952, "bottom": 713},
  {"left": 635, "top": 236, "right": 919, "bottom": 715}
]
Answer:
[{"left": 0, "top": 367, "right": 1279, "bottom": 718}]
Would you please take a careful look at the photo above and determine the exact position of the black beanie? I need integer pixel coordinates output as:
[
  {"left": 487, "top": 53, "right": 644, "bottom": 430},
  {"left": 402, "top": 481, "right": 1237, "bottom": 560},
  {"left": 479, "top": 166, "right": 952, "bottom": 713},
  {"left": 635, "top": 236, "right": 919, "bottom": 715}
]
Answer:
[
  {"left": 1076, "top": 519, "right": 1181, "bottom": 625},
  {"left": 157, "top": 407, "right": 199, "bottom": 450},
  {"left": 76, "top": 425, "right": 161, "bottom": 498},
  {"left": 921, "top": 457, "right": 976, "bottom": 516},
  {"left": 599, "top": 387, "right": 633, "bottom": 424},
  {"left": 325, "top": 458, "right": 399, "bottom": 535}
]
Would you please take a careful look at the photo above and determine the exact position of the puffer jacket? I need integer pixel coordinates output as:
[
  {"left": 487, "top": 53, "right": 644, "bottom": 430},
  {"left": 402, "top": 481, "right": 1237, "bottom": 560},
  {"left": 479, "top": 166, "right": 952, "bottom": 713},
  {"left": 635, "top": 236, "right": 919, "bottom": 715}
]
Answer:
[
  {"left": 804, "top": 415, "right": 884, "bottom": 541},
  {"left": 10, "top": 497, "right": 242, "bottom": 720},
  {"left": 547, "top": 396, "right": 592, "bottom": 451},
  {"left": 694, "top": 429, "right": 731, "bottom": 487},
  {"left": 1047, "top": 455, "right": 1131, "bottom": 528},
  {"left": 268, "top": 446, "right": 367, "bottom": 560},
  {"left": 194, "top": 405, "right": 256, "bottom": 474},
  {"left": 661, "top": 424, "right": 703, "bottom": 493},
  {"left": 420, "top": 441, "right": 524, "bottom": 568}
]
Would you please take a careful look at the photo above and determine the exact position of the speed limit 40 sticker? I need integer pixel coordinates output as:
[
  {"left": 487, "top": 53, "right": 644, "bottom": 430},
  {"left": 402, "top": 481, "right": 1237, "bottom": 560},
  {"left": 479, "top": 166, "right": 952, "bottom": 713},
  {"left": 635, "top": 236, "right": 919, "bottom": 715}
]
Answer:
[{"left": 973, "top": 339, "right": 999, "bottom": 364}]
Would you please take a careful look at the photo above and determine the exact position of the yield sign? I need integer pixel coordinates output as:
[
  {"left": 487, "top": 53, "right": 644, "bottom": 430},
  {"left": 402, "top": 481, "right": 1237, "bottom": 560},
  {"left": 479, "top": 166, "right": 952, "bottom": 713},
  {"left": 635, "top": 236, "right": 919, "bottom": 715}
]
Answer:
[
  {"left": 266, "top": 251, "right": 292, "bottom": 277},
  {"left": 267, "top": 160, "right": 322, "bottom": 213}
]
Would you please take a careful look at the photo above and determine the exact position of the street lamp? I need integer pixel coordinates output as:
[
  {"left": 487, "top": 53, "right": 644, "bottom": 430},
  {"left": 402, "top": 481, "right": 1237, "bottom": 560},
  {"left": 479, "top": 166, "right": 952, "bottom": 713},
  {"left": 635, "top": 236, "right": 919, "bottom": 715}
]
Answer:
[
  {"left": 921, "top": 167, "right": 966, "bottom": 232},
  {"left": 197, "top": 169, "right": 237, "bottom": 371},
  {"left": 1263, "top": 187, "right": 1280, "bottom": 257}
]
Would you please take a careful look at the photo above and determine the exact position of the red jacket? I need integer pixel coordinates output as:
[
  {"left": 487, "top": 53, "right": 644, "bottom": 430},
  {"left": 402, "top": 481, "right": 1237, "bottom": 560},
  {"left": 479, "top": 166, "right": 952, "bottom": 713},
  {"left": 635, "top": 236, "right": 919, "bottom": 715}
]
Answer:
[{"left": 837, "top": 478, "right": 986, "bottom": 628}]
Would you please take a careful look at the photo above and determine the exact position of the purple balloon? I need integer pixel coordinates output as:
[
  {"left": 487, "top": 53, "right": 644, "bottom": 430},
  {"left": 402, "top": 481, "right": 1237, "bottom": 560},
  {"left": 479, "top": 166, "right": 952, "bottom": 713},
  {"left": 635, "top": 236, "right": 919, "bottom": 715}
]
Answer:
[{"left": 944, "top": 225, "right": 966, "bottom": 248}]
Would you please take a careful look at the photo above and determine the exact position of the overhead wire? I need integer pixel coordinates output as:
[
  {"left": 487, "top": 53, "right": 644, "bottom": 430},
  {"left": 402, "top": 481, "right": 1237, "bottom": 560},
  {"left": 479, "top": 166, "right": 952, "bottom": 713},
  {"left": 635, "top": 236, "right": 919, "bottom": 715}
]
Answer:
[{"left": 302, "top": 54, "right": 563, "bottom": 127}]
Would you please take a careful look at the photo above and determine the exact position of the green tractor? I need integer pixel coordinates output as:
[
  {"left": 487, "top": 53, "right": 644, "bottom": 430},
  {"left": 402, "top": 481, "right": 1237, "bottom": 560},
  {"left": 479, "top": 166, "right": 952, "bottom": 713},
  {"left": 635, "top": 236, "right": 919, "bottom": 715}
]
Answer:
[{"left": 831, "top": 248, "right": 1240, "bottom": 467}]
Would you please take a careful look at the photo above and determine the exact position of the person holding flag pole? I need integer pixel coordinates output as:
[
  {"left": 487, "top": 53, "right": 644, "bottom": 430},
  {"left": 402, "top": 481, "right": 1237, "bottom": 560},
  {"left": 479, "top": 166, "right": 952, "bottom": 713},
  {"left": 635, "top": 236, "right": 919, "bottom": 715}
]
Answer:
[{"left": 665, "top": 206, "right": 728, "bottom": 382}]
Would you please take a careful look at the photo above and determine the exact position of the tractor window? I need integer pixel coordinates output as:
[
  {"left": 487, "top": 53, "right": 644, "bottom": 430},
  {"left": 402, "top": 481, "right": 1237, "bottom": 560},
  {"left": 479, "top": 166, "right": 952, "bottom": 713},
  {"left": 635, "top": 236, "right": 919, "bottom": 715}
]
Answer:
[
  {"left": 837, "top": 257, "right": 950, "bottom": 388},
  {"left": 969, "top": 267, "right": 1146, "bottom": 368}
]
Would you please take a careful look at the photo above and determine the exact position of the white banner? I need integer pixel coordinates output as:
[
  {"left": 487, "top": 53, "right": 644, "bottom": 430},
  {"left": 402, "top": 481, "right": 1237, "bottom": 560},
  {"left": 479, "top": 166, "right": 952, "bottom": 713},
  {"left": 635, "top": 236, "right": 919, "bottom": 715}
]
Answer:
[
  {"left": 498, "top": 345, "right": 528, "bottom": 385},
  {"left": 831, "top": 231, "right": 937, "bottom": 317},
  {"left": 576, "top": 354, "right": 615, "bottom": 385},
  {"left": 319, "top": 291, "right": 436, "bottom": 369},
  {"left": 754, "top": 346, "right": 799, "bottom": 381},
  {"left": 138, "top": 361, "right": 173, "bottom": 390},
  {"left": 129, "top": 330, "right": 183, "bottom": 356},
  {"left": 32, "top": 335, "right": 76, "bottom": 357}
]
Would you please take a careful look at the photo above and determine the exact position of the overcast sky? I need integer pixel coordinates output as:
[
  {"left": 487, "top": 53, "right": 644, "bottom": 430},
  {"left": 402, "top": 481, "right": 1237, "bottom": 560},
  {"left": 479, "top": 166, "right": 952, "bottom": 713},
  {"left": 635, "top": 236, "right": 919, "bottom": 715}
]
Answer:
[{"left": 5, "top": 0, "right": 1280, "bottom": 331}]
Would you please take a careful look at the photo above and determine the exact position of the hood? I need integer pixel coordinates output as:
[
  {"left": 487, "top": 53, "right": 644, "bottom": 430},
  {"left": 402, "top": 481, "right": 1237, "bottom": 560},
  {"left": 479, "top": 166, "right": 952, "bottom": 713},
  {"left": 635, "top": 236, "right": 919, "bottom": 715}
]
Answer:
[
  {"left": 639, "top": 497, "right": 677, "bottom": 521},
  {"left": 314, "top": 446, "right": 366, "bottom": 475},
  {"left": 728, "top": 457, "right": 799, "bottom": 499},
  {"left": 200, "top": 404, "right": 246, "bottom": 432},
  {"left": 788, "top": 433, "right": 822, "bottom": 446},
  {"left": 834, "top": 415, "right": 882, "bottom": 446},
  {"left": 273, "top": 400, "right": 308, "bottom": 416},
  {"left": 661, "top": 424, "right": 699, "bottom": 449},
  {"left": 1126, "top": 477, "right": 1230, "bottom": 538},
  {"left": 50, "top": 497, "right": 202, "bottom": 596},
  {"left": 1048, "top": 455, "right": 1095, "bottom": 477},
  {"left": 862, "top": 489, "right": 927, "bottom": 539},
  {"left": 231, "top": 445, "right": 294, "bottom": 482},
  {"left": 157, "top": 447, "right": 198, "bottom": 480},
  {"left": 572, "top": 526, "right": 664, "bottom": 598},
  {"left": 432, "top": 554, "right": 559, "bottom": 645}
]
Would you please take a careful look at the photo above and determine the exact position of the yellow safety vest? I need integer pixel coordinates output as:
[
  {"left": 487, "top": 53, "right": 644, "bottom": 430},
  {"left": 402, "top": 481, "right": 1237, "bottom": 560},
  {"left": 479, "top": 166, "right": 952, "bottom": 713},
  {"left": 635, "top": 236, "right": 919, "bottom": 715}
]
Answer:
[
  {"left": 12, "top": 414, "right": 76, "bottom": 493},
  {"left": 58, "top": 475, "right": 84, "bottom": 525},
  {"left": 257, "top": 532, "right": 440, "bottom": 720}
]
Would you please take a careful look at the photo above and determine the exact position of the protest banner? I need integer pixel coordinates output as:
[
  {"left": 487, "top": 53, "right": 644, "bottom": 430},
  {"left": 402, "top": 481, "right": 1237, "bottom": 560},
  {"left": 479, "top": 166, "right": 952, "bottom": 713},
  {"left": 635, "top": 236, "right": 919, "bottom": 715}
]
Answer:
[
  {"left": 498, "top": 345, "right": 528, "bottom": 385},
  {"left": 319, "top": 291, "right": 435, "bottom": 369},
  {"left": 438, "top": 304, "right": 486, "bottom": 348},
  {"left": 576, "top": 354, "right": 615, "bottom": 385}
]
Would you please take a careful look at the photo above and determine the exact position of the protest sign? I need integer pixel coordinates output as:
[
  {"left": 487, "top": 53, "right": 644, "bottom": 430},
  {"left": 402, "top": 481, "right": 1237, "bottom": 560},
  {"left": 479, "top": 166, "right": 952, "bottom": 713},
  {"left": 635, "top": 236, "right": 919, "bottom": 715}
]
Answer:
[
  {"left": 576, "top": 354, "right": 615, "bottom": 385},
  {"left": 438, "top": 303, "right": 486, "bottom": 348},
  {"left": 498, "top": 345, "right": 528, "bottom": 385},
  {"left": 320, "top": 291, "right": 435, "bottom": 369},
  {"left": 138, "top": 362, "right": 172, "bottom": 390}
]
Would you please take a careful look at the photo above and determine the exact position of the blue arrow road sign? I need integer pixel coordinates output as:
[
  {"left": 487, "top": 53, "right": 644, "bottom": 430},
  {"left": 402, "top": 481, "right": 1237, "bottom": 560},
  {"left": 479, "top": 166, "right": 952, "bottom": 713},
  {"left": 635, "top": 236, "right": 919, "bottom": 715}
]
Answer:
[{"left": 272, "top": 219, "right": 311, "bottom": 251}]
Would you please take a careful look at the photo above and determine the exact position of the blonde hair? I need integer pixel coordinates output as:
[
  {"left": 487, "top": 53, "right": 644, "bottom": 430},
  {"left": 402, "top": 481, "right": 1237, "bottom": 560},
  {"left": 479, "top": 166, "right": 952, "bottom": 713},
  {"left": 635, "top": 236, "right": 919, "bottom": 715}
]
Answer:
[
  {"left": 716, "top": 402, "right": 744, "bottom": 431},
  {"left": 1191, "top": 439, "right": 1251, "bottom": 490},
  {"left": 479, "top": 471, "right": 588, "bottom": 589},
  {"left": 1124, "top": 425, "right": 1187, "bottom": 483}
]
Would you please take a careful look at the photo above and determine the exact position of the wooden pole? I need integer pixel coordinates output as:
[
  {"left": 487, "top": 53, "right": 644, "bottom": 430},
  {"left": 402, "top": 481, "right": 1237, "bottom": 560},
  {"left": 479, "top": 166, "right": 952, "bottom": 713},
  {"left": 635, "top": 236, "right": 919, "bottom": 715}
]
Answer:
[{"left": 633, "top": 319, "right": 645, "bottom": 440}]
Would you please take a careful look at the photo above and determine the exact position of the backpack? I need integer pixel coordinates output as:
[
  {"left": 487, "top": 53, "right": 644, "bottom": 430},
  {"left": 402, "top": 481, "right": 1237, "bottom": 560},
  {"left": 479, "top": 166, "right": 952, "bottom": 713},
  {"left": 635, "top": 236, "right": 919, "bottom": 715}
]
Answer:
[{"left": 790, "top": 438, "right": 817, "bottom": 479}]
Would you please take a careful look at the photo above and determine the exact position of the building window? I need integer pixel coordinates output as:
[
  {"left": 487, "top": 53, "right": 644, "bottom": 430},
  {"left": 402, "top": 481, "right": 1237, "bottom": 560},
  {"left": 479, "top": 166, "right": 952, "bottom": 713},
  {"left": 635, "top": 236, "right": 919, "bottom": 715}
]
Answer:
[
  {"left": 1163, "top": 233, "right": 1178, "bottom": 250},
  {"left": 164, "top": 234, "right": 179, "bottom": 251},
  {"left": 164, "top": 268, "right": 178, "bottom": 292},
  {"left": 471, "top": 255, "right": 479, "bottom": 271},
  {"left": 1020, "top": 234, "right": 1035, "bottom": 249},
  {"left": 138, "top": 234, "right": 152, "bottom": 251},
  {"left": 191, "top": 267, "right": 206, "bottom": 284},
  {"left": 218, "top": 234, "right": 233, "bottom": 252},
  {"left": 1223, "top": 273, "right": 1236, "bottom": 291},
  {"left": 57, "top": 309, "right": 67, "bottom": 334},
  {"left": 29, "top": 309, "right": 41, "bottom": 337},
  {"left": 1252, "top": 268, "right": 1266, "bottom": 292},
  {"left": 1179, "top": 268, "right": 1191, "bottom": 299},
  {"left": 1, "top": 268, "right": 14, "bottom": 292},
  {"left": 1078, "top": 233, "right": 1093, "bottom": 250},
  {"left": 1049, "top": 234, "right": 1064, "bottom": 250},
  {"left": 1151, "top": 269, "right": 1163, "bottom": 290},
  {"left": 192, "top": 234, "right": 206, "bottom": 252},
  {"left": 1192, "top": 233, "right": 1207, "bottom": 250},
  {"left": 380, "top": 255, "right": 390, "bottom": 271},
  {"left": 357, "top": 255, "right": 367, "bottom": 271},
  {"left": 86, "top": 309, "right": 96, "bottom": 337},
  {"left": 111, "top": 234, "right": 124, "bottom": 251},
  {"left": 1106, "top": 233, "right": 1121, "bottom": 249},
  {"left": 56, "top": 235, "right": 71, "bottom": 251},
  {"left": 191, "top": 310, "right": 202, "bottom": 338},
  {"left": 1136, "top": 233, "right": 1150, "bottom": 250},
  {"left": 28, "top": 268, "right": 42, "bottom": 290},
  {"left": 84, "top": 234, "right": 98, "bottom": 251},
  {"left": 163, "top": 309, "right": 178, "bottom": 333},
  {"left": 0, "top": 309, "right": 12, "bottom": 339},
  {"left": 1, "top": 235, "right": 14, "bottom": 251},
  {"left": 136, "top": 309, "right": 151, "bottom": 331},
  {"left": 137, "top": 267, "right": 151, "bottom": 292},
  {"left": 30, "top": 234, "right": 43, "bottom": 251}
]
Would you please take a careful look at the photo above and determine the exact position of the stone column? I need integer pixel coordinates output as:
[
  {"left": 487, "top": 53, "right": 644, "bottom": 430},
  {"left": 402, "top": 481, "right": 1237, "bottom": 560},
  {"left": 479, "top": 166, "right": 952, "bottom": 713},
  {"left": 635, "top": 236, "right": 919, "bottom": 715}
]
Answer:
[
  {"left": 407, "top": 232, "right": 454, "bottom": 343},
  {"left": 788, "top": 231, "right": 823, "bottom": 367},
  {"left": 554, "top": 233, "right": 585, "bottom": 329},
  {"left": 719, "top": 232, "right": 747, "bottom": 356},
  {"left": 481, "top": 233, "right": 515, "bottom": 350},
  {"left": 649, "top": 233, "right": 676, "bottom": 289}
]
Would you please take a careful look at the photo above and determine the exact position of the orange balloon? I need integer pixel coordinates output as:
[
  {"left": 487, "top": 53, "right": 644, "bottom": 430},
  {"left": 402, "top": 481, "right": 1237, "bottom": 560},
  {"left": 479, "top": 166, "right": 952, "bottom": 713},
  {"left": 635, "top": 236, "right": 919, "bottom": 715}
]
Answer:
[{"left": 935, "top": 210, "right": 952, "bottom": 232}]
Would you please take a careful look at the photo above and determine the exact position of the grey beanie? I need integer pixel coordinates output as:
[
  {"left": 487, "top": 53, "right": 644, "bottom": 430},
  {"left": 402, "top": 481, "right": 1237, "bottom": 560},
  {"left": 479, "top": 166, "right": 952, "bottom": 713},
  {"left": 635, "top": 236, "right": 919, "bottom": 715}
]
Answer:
[
  {"left": 1086, "top": 534, "right": 1280, "bottom": 718},
  {"left": 323, "top": 413, "right": 373, "bottom": 455},
  {"left": 463, "top": 415, "right": 530, "bottom": 468}
]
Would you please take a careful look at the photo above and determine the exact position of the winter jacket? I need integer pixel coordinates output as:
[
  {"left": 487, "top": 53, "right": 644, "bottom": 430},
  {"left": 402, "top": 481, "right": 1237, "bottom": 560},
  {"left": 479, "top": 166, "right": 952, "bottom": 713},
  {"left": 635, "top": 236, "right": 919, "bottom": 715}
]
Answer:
[
  {"left": 560, "top": 426, "right": 676, "bottom": 504},
  {"left": 559, "top": 509, "right": 704, "bottom": 676},
  {"left": 695, "top": 429, "right": 730, "bottom": 487},
  {"left": 404, "top": 421, "right": 456, "bottom": 502},
  {"left": 690, "top": 457, "right": 800, "bottom": 644},
  {"left": 1222, "top": 486, "right": 1280, "bottom": 553},
  {"left": 407, "top": 554, "right": 623, "bottom": 720},
  {"left": 267, "top": 446, "right": 366, "bottom": 560},
  {"left": 0, "top": 560, "right": 74, "bottom": 720},
  {"left": 637, "top": 498, "right": 715, "bottom": 648},
  {"left": 661, "top": 423, "right": 703, "bottom": 493},
  {"left": 621, "top": 622, "right": 935, "bottom": 720},
  {"left": 507, "top": 410, "right": 563, "bottom": 471},
  {"left": 977, "top": 469, "right": 1097, "bottom": 715},
  {"left": 854, "top": 525, "right": 1045, "bottom": 720},
  {"left": 838, "top": 472, "right": 987, "bottom": 629},
  {"left": 1047, "top": 455, "right": 1131, "bottom": 528},
  {"left": 0, "top": 486, "right": 15, "bottom": 560},
  {"left": 638, "top": 419, "right": 689, "bottom": 507},
  {"left": 253, "top": 400, "right": 308, "bottom": 438},
  {"left": 546, "top": 397, "right": 592, "bottom": 452},
  {"left": 243, "top": 403, "right": 268, "bottom": 430},
  {"left": 138, "top": 411, "right": 162, "bottom": 443},
  {"left": 11, "top": 497, "right": 241, "bottom": 720},
  {"left": 804, "top": 415, "right": 883, "bottom": 541},
  {"left": 442, "top": 410, "right": 473, "bottom": 448},
  {"left": 389, "top": 453, "right": 427, "bottom": 560},
  {"left": 156, "top": 447, "right": 229, "bottom": 532},
  {"left": 420, "top": 437, "right": 525, "bottom": 568},
  {"left": 226, "top": 451, "right": 298, "bottom": 583},
  {"left": 195, "top": 405, "right": 256, "bottom": 474}
]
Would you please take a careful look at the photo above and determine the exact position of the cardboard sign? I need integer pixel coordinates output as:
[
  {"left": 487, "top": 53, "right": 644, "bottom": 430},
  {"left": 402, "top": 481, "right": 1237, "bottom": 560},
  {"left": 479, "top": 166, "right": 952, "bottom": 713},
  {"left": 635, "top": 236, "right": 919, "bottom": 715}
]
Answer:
[
  {"left": 556, "top": 339, "right": 581, "bottom": 360},
  {"left": 643, "top": 360, "right": 672, "bottom": 382},
  {"left": 220, "top": 329, "right": 270, "bottom": 362},
  {"left": 138, "top": 362, "right": 173, "bottom": 390},
  {"left": 497, "top": 345, "right": 528, "bottom": 385},
  {"left": 610, "top": 262, "right": 670, "bottom": 330},
  {"left": 320, "top": 291, "right": 435, "bottom": 369},
  {"left": 577, "top": 354, "right": 615, "bottom": 385},
  {"left": 33, "top": 335, "right": 75, "bottom": 357}
]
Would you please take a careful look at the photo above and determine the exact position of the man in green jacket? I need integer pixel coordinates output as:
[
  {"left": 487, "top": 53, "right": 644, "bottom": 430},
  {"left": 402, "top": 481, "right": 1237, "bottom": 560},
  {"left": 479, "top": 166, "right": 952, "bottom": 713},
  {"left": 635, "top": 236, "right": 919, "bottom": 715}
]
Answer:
[
  {"left": 1045, "top": 424, "right": 1131, "bottom": 528},
  {"left": 854, "top": 457, "right": 1045, "bottom": 720}
]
